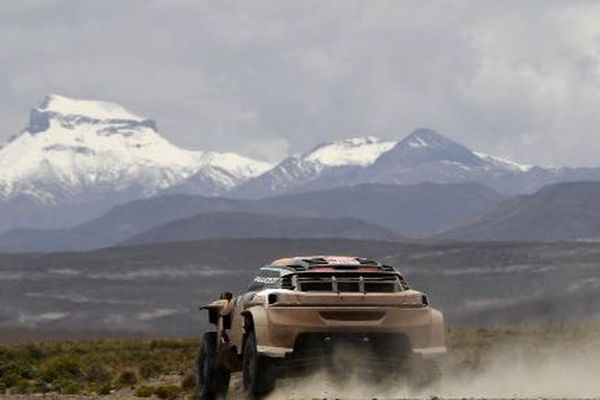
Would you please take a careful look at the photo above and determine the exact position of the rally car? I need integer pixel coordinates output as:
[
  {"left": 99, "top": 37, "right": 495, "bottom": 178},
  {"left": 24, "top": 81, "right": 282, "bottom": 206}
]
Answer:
[{"left": 196, "top": 256, "right": 446, "bottom": 399}]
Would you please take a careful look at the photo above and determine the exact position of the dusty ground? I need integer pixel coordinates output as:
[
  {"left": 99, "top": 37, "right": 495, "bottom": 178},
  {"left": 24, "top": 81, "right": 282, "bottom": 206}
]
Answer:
[
  {"left": 3, "top": 238, "right": 600, "bottom": 339},
  {"left": 1, "top": 324, "right": 599, "bottom": 399}
]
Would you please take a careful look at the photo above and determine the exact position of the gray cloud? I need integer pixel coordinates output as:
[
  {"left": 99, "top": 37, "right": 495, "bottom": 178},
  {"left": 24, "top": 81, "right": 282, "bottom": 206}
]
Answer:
[{"left": 1, "top": 0, "right": 600, "bottom": 165}]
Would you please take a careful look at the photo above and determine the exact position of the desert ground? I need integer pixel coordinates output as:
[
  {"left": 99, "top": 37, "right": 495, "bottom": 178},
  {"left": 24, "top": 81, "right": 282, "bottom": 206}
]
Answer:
[
  {"left": 2, "top": 239, "right": 600, "bottom": 398},
  {"left": 1, "top": 324, "right": 599, "bottom": 399},
  {"left": 2, "top": 238, "right": 600, "bottom": 341}
]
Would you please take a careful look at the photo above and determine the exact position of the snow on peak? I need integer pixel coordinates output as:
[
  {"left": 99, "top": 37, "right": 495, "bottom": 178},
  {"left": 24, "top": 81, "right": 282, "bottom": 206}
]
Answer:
[
  {"left": 304, "top": 136, "right": 395, "bottom": 167},
  {"left": 25, "top": 94, "right": 155, "bottom": 135},
  {"left": 40, "top": 94, "right": 144, "bottom": 121},
  {"left": 197, "top": 151, "right": 273, "bottom": 179},
  {"left": 473, "top": 151, "right": 533, "bottom": 172},
  {"left": 400, "top": 128, "right": 455, "bottom": 150},
  {"left": 407, "top": 136, "right": 429, "bottom": 149},
  {"left": 401, "top": 129, "right": 530, "bottom": 171},
  {"left": 0, "top": 95, "right": 273, "bottom": 203}
]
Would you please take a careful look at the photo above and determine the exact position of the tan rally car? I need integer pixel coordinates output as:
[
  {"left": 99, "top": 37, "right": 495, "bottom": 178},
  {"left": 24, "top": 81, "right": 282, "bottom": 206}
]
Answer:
[{"left": 196, "top": 256, "right": 446, "bottom": 399}]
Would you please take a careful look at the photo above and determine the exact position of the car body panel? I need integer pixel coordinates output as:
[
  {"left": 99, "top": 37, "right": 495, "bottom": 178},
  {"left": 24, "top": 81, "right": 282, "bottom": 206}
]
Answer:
[{"left": 201, "top": 256, "right": 447, "bottom": 372}]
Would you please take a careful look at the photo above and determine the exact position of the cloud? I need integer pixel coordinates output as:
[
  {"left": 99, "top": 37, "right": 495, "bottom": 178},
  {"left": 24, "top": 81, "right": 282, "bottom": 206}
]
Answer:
[{"left": 1, "top": 0, "right": 600, "bottom": 166}]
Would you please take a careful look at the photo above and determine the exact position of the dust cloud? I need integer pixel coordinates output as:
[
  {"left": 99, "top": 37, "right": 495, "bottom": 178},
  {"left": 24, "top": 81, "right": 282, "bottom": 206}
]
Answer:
[{"left": 265, "top": 335, "right": 600, "bottom": 399}]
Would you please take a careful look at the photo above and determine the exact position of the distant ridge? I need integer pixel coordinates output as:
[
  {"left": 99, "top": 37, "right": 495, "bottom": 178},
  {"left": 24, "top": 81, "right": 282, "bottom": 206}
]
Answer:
[
  {"left": 4, "top": 95, "right": 600, "bottom": 237},
  {"left": 0, "top": 182, "right": 502, "bottom": 252},
  {"left": 121, "top": 211, "right": 401, "bottom": 245},
  {"left": 439, "top": 181, "right": 600, "bottom": 241},
  {"left": 236, "top": 128, "right": 600, "bottom": 199}
]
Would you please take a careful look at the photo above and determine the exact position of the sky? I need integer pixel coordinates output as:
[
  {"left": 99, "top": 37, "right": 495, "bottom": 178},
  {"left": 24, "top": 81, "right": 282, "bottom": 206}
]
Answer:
[{"left": 1, "top": 0, "right": 600, "bottom": 166}]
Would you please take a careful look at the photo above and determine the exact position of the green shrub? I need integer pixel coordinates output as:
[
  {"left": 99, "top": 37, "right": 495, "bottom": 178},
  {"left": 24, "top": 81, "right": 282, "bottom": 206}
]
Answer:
[
  {"left": 85, "top": 363, "right": 112, "bottom": 384},
  {"left": 12, "top": 380, "right": 32, "bottom": 394},
  {"left": 154, "top": 384, "right": 182, "bottom": 400},
  {"left": 0, "top": 359, "right": 36, "bottom": 381},
  {"left": 117, "top": 370, "right": 138, "bottom": 387},
  {"left": 41, "top": 357, "right": 84, "bottom": 383},
  {"left": 32, "top": 380, "right": 53, "bottom": 394},
  {"left": 62, "top": 381, "right": 83, "bottom": 395},
  {"left": 22, "top": 344, "right": 44, "bottom": 361},
  {"left": 0, "top": 372, "right": 25, "bottom": 388},
  {"left": 135, "top": 385, "right": 155, "bottom": 397},
  {"left": 0, "top": 338, "right": 202, "bottom": 395},
  {"left": 140, "top": 360, "right": 162, "bottom": 379},
  {"left": 97, "top": 383, "right": 113, "bottom": 395}
]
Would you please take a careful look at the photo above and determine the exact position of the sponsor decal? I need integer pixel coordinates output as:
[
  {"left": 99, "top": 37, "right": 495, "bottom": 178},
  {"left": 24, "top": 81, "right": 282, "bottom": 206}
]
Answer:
[{"left": 254, "top": 276, "right": 279, "bottom": 285}]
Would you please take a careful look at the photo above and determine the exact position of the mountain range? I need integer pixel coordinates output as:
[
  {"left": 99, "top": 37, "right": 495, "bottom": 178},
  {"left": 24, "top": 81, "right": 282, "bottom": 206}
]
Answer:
[
  {"left": 440, "top": 181, "right": 600, "bottom": 241},
  {"left": 5, "top": 179, "right": 600, "bottom": 252},
  {"left": 236, "top": 127, "right": 600, "bottom": 198},
  {"left": 120, "top": 212, "right": 400, "bottom": 245},
  {"left": 233, "top": 129, "right": 538, "bottom": 198},
  {"left": 0, "top": 182, "right": 502, "bottom": 252},
  {"left": 0, "top": 94, "right": 271, "bottom": 231},
  {"left": 232, "top": 136, "right": 396, "bottom": 198},
  {"left": 3, "top": 94, "right": 600, "bottom": 246}
]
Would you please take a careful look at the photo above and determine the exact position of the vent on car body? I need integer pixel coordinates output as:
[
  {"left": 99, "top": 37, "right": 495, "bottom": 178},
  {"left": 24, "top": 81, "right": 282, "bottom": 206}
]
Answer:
[
  {"left": 319, "top": 311, "right": 386, "bottom": 321},
  {"left": 281, "top": 275, "right": 294, "bottom": 290},
  {"left": 357, "top": 258, "right": 378, "bottom": 265},
  {"left": 303, "top": 258, "right": 328, "bottom": 265},
  {"left": 364, "top": 282, "right": 396, "bottom": 293},
  {"left": 301, "top": 282, "right": 332, "bottom": 291},
  {"left": 296, "top": 274, "right": 400, "bottom": 293}
]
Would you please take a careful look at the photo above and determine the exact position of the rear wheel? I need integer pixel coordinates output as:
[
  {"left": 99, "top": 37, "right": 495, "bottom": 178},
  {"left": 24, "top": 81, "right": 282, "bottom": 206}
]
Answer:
[
  {"left": 242, "top": 330, "right": 276, "bottom": 399},
  {"left": 196, "top": 332, "right": 231, "bottom": 400}
]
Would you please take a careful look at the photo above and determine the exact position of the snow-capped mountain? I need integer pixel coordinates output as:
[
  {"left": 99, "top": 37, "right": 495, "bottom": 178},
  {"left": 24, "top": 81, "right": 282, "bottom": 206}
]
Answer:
[
  {"left": 163, "top": 152, "right": 272, "bottom": 196},
  {"left": 353, "top": 128, "right": 600, "bottom": 194},
  {"left": 233, "top": 136, "right": 395, "bottom": 198},
  {"left": 303, "top": 136, "right": 395, "bottom": 167},
  {"left": 358, "top": 128, "right": 533, "bottom": 186},
  {"left": 0, "top": 94, "right": 270, "bottom": 230},
  {"left": 4, "top": 94, "right": 600, "bottom": 234},
  {"left": 234, "top": 129, "right": 540, "bottom": 198}
]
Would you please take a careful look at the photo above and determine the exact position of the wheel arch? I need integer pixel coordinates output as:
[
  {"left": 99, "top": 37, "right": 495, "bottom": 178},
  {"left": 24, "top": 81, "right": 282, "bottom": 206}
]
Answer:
[
  {"left": 429, "top": 308, "right": 446, "bottom": 347},
  {"left": 240, "top": 306, "right": 268, "bottom": 351}
]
